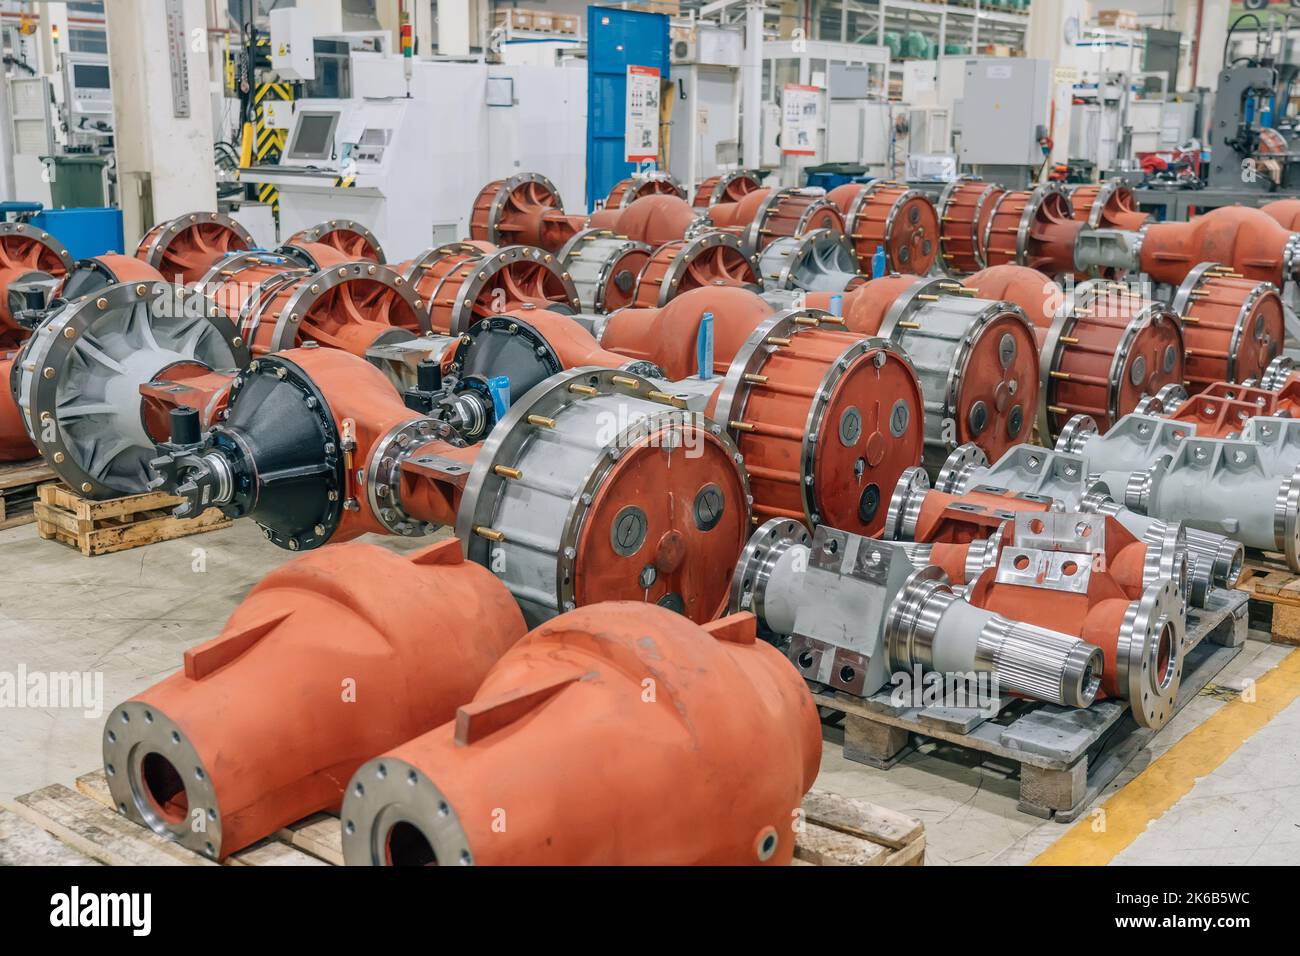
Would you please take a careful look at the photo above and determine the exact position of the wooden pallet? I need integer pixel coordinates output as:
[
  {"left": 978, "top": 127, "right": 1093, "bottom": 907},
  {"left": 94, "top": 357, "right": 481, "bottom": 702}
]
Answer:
[
  {"left": 33, "top": 483, "right": 230, "bottom": 556},
  {"left": 0, "top": 770, "right": 924, "bottom": 867},
  {"left": 814, "top": 588, "right": 1249, "bottom": 822},
  {"left": 1236, "top": 552, "right": 1300, "bottom": 646},
  {"left": 0, "top": 458, "right": 57, "bottom": 531}
]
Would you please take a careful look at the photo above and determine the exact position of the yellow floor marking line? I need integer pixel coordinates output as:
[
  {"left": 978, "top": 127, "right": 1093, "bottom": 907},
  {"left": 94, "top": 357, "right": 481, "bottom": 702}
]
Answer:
[{"left": 1033, "top": 646, "right": 1300, "bottom": 866}]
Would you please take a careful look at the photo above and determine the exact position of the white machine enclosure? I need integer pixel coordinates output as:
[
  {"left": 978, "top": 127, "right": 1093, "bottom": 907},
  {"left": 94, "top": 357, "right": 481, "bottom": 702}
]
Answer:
[{"left": 246, "top": 50, "right": 586, "bottom": 261}]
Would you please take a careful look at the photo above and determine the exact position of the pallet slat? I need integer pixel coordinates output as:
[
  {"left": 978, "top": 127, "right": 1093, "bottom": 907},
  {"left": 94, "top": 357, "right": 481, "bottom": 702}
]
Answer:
[
  {"left": 0, "top": 458, "right": 57, "bottom": 530},
  {"left": 66, "top": 770, "right": 922, "bottom": 866},
  {"left": 34, "top": 483, "right": 231, "bottom": 556},
  {"left": 3, "top": 785, "right": 217, "bottom": 866},
  {"left": 1238, "top": 555, "right": 1300, "bottom": 645}
]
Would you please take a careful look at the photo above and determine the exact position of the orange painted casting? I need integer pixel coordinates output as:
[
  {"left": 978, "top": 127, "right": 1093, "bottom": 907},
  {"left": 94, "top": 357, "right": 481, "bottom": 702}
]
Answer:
[
  {"left": 0, "top": 232, "right": 71, "bottom": 346},
  {"left": 831, "top": 182, "right": 939, "bottom": 275},
  {"left": 286, "top": 222, "right": 384, "bottom": 262},
  {"left": 749, "top": 190, "right": 845, "bottom": 254},
  {"left": 342, "top": 605, "right": 820, "bottom": 866},
  {"left": 138, "top": 364, "right": 238, "bottom": 444},
  {"left": 630, "top": 236, "right": 759, "bottom": 308},
  {"left": 966, "top": 518, "right": 1169, "bottom": 706},
  {"left": 1178, "top": 268, "right": 1283, "bottom": 393},
  {"left": 983, "top": 188, "right": 1082, "bottom": 278},
  {"left": 706, "top": 188, "right": 772, "bottom": 231},
  {"left": 585, "top": 194, "right": 698, "bottom": 248},
  {"left": 1164, "top": 386, "right": 1274, "bottom": 438},
  {"left": 907, "top": 486, "right": 1053, "bottom": 545},
  {"left": 708, "top": 321, "right": 924, "bottom": 536},
  {"left": 136, "top": 214, "right": 254, "bottom": 285},
  {"left": 605, "top": 176, "right": 684, "bottom": 208},
  {"left": 1140, "top": 205, "right": 1300, "bottom": 286},
  {"left": 279, "top": 347, "right": 476, "bottom": 540},
  {"left": 468, "top": 175, "right": 565, "bottom": 248},
  {"left": 692, "top": 171, "right": 762, "bottom": 209},
  {"left": 0, "top": 349, "right": 36, "bottom": 461},
  {"left": 400, "top": 244, "right": 575, "bottom": 335},
  {"left": 492, "top": 307, "right": 637, "bottom": 370},
  {"left": 937, "top": 180, "right": 1005, "bottom": 276},
  {"left": 1262, "top": 198, "right": 1300, "bottom": 231},
  {"left": 963, "top": 264, "right": 1058, "bottom": 330},
  {"left": 201, "top": 250, "right": 425, "bottom": 355},
  {"left": 600, "top": 286, "right": 774, "bottom": 378},
  {"left": 804, "top": 274, "right": 917, "bottom": 335},
  {"left": 1042, "top": 285, "right": 1184, "bottom": 437},
  {"left": 105, "top": 537, "right": 526, "bottom": 860},
  {"left": 1069, "top": 183, "right": 1149, "bottom": 231}
]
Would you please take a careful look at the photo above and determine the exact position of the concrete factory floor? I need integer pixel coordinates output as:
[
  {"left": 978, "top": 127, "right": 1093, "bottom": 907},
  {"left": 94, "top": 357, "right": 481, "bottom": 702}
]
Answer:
[{"left": 1, "top": 519, "right": 1298, "bottom": 866}]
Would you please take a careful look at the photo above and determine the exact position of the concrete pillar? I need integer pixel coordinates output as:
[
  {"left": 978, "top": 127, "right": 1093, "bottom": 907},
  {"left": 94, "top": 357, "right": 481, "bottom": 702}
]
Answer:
[
  {"left": 1025, "top": 0, "right": 1091, "bottom": 174},
  {"left": 440, "top": 0, "right": 472, "bottom": 56},
  {"left": 743, "top": 0, "right": 764, "bottom": 171},
  {"left": 1175, "top": 0, "right": 1230, "bottom": 90},
  {"left": 106, "top": 0, "right": 217, "bottom": 246}
]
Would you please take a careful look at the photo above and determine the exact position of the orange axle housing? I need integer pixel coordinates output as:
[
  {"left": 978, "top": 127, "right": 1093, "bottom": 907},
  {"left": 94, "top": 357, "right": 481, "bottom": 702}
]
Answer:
[
  {"left": 340, "top": 605, "right": 821, "bottom": 866},
  {"left": 599, "top": 285, "right": 775, "bottom": 379},
  {"left": 1262, "top": 198, "right": 1300, "bottom": 231},
  {"left": 103, "top": 537, "right": 526, "bottom": 861},
  {"left": 962, "top": 264, "right": 1058, "bottom": 330},
  {"left": 1139, "top": 205, "right": 1300, "bottom": 286}
]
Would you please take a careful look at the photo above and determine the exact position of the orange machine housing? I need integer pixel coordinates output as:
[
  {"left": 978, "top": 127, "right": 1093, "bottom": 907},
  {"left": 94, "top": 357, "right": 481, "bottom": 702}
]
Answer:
[
  {"left": 828, "top": 181, "right": 940, "bottom": 275},
  {"left": 0, "top": 225, "right": 73, "bottom": 346},
  {"left": 135, "top": 212, "right": 255, "bottom": 285},
  {"left": 103, "top": 538, "right": 527, "bottom": 861},
  {"left": 0, "top": 348, "right": 36, "bottom": 460},
  {"left": 962, "top": 264, "right": 1059, "bottom": 330},
  {"left": 1070, "top": 182, "right": 1149, "bottom": 231},
  {"left": 707, "top": 314, "right": 924, "bottom": 536},
  {"left": 340, "top": 605, "right": 821, "bottom": 866},
  {"left": 604, "top": 175, "right": 685, "bottom": 208},
  {"left": 691, "top": 171, "right": 763, "bottom": 209},
  {"left": 1139, "top": 205, "right": 1300, "bottom": 287},
  {"left": 1173, "top": 263, "right": 1284, "bottom": 393},
  {"left": 983, "top": 187, "right": 1083, "bottom": 278},
  {"left": 599, "top": 285, "right": 775, "bottom": 378},
  {"left": 286, "top": 220, "right": 385, "bottom": 263},
  {"left": 936, "top": 179, "right": 1006, "bottom": 276},
  {"left": 1262, "top": 198, "right": 1300, "bottom": 231},
  {"left": 200, "top": 247, "right": 428, "bottom": 355},
  {"left": 1039, "top": 282, "right": 1184, "bottom": 439},
  {"left": 399, "top": 243, "right": 577, "bottom": 335},
  {"left": 629, "top": 234, "right": 759, "bottom": 308}
]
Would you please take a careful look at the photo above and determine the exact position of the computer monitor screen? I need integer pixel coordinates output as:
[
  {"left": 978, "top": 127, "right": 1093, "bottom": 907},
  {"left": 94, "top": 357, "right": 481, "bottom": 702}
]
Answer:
[
  {"left": 72, "top": 64, "right": 111, "bottom": 91},
  {"left": 287, "top": 112, "right": 338, "bottom": 160}
]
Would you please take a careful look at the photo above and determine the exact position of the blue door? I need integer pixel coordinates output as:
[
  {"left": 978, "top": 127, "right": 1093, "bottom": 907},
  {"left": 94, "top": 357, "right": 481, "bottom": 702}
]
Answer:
[{"left": 586, "top": 6, "right": 670, "bottom": 211}]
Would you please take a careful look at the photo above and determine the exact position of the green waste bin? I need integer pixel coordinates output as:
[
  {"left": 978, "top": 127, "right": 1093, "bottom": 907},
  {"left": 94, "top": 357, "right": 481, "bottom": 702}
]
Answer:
[{"left": 40, "top": 154, "right": 109, "bottom": 209}]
